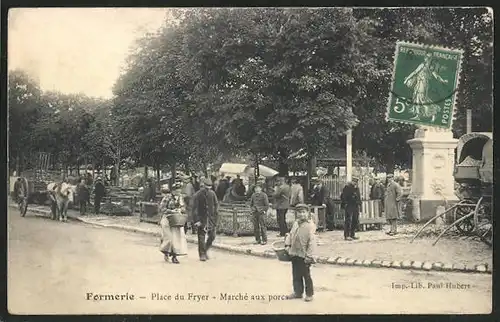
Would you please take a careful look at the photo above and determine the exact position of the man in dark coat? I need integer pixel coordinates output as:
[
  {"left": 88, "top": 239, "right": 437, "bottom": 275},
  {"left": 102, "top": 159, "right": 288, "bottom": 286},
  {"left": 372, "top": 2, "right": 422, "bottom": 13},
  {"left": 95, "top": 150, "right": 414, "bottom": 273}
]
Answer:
[
  {"left": 311, "top": 179, "right": 334, "bottom": 231},
  {"left": 93, "top": 178, "right": 106, "bottom": 215},
  {"left": 215, "top": 174, "right": 229, "bottom": 201},
  {"left": 110, "top": 167, "right": 118, "bottom": 186},
  {"left": 370, "top": 178, "right": 385, "bottom": 213},
  {"left": 232, "top": 174, "right": 246, "bottom": 197},
  {"left": 77, "top": 179, "right": 90, "bottom": 216},
  {"left": 340, "top": 177, "right": 362, "bottom": 241},
  {"left": 192, "top": 178, "right": 219, "bottom": 261},
  {"left": 273, "top": 177, "right": 291, "bottom": 237}
]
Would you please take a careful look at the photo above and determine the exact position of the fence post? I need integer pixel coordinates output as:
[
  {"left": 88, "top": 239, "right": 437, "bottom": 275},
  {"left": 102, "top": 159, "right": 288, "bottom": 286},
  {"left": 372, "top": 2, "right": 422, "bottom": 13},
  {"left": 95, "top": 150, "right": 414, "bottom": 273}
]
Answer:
[{"left": 232, "top": 207, "right": 239, "bottom": 237}]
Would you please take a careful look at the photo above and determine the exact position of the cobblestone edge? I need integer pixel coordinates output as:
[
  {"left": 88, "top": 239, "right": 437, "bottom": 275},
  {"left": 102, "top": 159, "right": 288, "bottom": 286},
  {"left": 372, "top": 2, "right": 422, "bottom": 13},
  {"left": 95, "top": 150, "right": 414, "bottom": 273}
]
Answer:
[{"left": 18, "top": 205, "right": 492, "bottom": 275}]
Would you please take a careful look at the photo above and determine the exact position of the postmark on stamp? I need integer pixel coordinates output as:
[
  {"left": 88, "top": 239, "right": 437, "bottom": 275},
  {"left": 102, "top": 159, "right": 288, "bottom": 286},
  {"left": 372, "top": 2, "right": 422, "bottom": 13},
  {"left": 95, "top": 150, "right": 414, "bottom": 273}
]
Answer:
[{"left": 386, "top": 41, "right": 464, "bottom": 129}]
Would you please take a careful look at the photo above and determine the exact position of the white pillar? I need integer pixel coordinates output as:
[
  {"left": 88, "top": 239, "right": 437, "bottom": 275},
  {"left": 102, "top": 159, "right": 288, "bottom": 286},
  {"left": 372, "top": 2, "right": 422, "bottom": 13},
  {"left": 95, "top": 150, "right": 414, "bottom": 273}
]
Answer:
[
  {"left": 346, "top": 129, "right": 352, "bottom": 182},
  {"left": 407, "top": 127, "right": 458, "bottom": 222}
]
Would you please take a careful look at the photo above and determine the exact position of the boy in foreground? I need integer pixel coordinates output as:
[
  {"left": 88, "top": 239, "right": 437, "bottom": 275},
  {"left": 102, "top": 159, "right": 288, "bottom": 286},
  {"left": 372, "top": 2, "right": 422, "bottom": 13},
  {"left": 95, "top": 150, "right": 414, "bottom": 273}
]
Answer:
[{"left": 284, "top": 203, "right": 316, "bottom": 302}]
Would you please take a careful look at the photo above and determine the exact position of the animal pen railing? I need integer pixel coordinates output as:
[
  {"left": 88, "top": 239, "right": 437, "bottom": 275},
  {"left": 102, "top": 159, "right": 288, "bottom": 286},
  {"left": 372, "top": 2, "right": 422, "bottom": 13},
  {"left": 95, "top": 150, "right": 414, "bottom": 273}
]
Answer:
[{"left": 320, "top": 175, "right": 385, "bottom": 230}]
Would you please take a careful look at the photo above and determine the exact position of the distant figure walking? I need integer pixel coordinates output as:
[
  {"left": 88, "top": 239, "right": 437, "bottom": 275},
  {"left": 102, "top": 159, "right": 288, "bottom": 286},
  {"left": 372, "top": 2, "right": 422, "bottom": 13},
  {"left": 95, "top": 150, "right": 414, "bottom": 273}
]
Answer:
[{"left": 159, "top": 187, "right": 188, "bottom": 264}]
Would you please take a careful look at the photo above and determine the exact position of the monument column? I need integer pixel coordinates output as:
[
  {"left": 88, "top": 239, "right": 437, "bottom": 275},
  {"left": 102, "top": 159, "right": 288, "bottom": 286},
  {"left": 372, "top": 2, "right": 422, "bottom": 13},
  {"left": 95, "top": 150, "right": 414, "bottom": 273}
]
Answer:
[{"left": 407, "top": 127, "right": 459, "bottom": 222}]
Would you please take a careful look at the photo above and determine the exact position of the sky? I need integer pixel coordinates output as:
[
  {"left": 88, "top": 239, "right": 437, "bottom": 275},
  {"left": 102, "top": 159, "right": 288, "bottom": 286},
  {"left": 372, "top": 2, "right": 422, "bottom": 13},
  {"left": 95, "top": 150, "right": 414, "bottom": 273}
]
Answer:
[{"left": 8, "top": 8, "right": 171, "bottom": 98}]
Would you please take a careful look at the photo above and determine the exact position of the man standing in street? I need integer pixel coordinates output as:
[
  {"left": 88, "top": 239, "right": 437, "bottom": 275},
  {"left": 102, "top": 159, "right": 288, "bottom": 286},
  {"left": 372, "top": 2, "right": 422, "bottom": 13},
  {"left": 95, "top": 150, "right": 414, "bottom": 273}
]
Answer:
[
  {"left": 250, "top": 183, "right": 269, "bottom": 245},
  {"left": 385, "top": 174, "right": 403, "bottom": 236},
  {"left": 273, "top": 176, "right": 291, "bottom": 237},
  {"left": 183, "top": 177, "right": 196, "bottom": 234},
  {"left": 311, "top": 179, "right": 334, "bottom": 231},
  {"left": 77, "top": 178, "right": 90, "bottom": 216},
  {"left": 289, "top": 178, "right": 304, "bottom": 207},
  {"left": 93, "top": 177, "right": 106, "bottom": 215},
  {"left": 215, "top": 174, "right": 229, "bottom": 201},
  {"left": 370, "top": 177, "right": 385, "bottom": 213},
  {"left": 340, "top": 177, "right": 362, "bottom": 241},
  {"left": 192, "top": 178, "right": 219, "bottom": 261}
]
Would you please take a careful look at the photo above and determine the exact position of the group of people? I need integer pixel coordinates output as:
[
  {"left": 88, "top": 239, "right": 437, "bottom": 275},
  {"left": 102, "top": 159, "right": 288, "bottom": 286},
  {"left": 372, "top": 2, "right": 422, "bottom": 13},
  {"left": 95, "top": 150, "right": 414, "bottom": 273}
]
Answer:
[
  {"left": 75, "top": 174, "right": 106, "bottom": 216},
  {"left": 159, "top": 177, "right": 219, "bottom": 264}
]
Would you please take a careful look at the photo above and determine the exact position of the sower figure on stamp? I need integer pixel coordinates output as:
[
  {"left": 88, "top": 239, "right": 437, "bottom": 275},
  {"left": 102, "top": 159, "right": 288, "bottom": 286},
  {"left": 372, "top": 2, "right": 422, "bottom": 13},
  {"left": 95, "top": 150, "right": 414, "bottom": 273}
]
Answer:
[
  {"left": 250, "top": 183, "right": 269, "bottom": 245},
  {"left": 284, "top": 204, "right": 316, "bottom": 302},
  {"left": 340, "top": 177, "right": 362, "bottom": 241},
  {"left": 192, "top": 178, "right": 219, "bottom": 261},
  {"left": 385, "top": 174, "right": 403, "bottom": 236},
  {"left": 403, "top": 52, "right": 448, "bottom": 122}
]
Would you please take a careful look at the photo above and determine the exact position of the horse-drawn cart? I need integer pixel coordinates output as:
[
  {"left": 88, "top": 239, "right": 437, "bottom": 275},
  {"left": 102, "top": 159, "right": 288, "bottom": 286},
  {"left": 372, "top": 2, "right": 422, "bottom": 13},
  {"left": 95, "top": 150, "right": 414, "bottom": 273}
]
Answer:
[{"left": 412, "top": 132, "right": 493, "bottom": 246}]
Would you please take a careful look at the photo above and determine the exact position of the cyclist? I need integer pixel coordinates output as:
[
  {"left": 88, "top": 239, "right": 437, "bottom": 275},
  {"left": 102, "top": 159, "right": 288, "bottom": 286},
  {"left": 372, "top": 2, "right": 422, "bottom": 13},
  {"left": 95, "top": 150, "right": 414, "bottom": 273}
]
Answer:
[{"left": 13, "top": 177, "right": 28, "bottom": 216}]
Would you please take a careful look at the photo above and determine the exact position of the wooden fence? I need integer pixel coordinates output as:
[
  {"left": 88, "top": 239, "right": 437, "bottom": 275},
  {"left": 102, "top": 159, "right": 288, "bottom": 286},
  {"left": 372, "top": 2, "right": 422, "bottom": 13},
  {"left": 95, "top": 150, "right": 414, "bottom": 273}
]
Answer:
[{"left": 321, "top": 175, "right": 372, "bottom": 200}]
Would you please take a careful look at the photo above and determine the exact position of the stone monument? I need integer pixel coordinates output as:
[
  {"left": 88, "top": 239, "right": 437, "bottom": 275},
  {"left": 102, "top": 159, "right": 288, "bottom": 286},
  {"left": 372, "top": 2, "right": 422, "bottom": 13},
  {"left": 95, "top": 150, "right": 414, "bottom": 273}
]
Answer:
[{"left": 407, "top": 126, "right": 459, "bottom": 222}]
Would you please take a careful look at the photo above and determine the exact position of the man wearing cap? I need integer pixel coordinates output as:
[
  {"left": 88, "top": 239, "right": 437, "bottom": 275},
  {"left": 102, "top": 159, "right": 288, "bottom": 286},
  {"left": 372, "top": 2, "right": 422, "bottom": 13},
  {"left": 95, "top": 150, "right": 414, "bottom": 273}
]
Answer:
[
  {"left": 384, "top": 174, "right": 403, "bottom": 235},
  {"left": 284, "top": 203, "right": 316, "bottom": 302},
  {"left": 250, "top": 183, "right": 269, "bottom": 245},
  {"left": 192, "top": 178, "right": 219, "bottom": 261},
  {"left": 311, "top": 178, "right": 334, "bottom": 231},
  {"left": 273, "top": 177, "right": 291, "bottom": 237},
  {"left": 340, "top": 177, "right": 362, "bottom": 240}
]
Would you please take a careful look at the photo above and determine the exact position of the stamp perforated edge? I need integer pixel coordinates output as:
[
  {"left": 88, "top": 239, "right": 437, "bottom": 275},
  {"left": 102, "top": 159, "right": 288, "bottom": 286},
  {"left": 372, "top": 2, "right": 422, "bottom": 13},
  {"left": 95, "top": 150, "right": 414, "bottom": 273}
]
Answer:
[{"left": 385, "top": 40, "right": 465, "bottom": 130}]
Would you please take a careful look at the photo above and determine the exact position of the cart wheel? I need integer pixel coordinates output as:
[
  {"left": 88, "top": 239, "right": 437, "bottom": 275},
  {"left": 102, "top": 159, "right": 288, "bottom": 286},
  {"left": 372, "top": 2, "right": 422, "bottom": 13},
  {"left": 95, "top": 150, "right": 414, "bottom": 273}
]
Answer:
[
  {"left": 454, "top": 199, "right": 475, "bottom": 234},
  {"left": 476, "top": 221, "right": 493, "bottom": 247},
  {"left": 474, "top": 196, "right": 492, "bottom": 231}
]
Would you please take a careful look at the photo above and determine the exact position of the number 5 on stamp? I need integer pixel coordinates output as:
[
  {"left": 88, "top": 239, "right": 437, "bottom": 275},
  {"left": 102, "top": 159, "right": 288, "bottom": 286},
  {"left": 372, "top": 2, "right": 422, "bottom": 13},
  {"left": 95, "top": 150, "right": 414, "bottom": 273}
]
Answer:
[{"left": 386, "top": 41, "right": 464, "bottom": 129}]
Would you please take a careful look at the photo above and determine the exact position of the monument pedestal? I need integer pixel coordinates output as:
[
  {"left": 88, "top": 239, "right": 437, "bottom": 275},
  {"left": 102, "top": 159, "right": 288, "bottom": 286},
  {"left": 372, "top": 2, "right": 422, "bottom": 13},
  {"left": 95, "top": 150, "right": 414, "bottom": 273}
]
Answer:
[{"left": 407, "top": 128, "right": 459, "bottom": 222}]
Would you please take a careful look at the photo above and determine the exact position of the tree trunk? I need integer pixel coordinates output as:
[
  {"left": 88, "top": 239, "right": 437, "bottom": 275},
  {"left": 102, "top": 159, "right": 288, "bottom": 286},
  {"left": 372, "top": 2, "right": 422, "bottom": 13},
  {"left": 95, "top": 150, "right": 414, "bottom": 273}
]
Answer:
[
  {"left": 254, "top": 154, "right": 260, "bottom": 183},
  {"left": 144, "top": 165, "right": 148, "bottom": 181},
  {"left": 202, "top": 161, "right": 208, "bottom": 178},
  {"left": 116, "top": 149, "right": 121, "bottom": 186},
  {"left": 156, "top": 165, "right": 161, "bottom": 189}
]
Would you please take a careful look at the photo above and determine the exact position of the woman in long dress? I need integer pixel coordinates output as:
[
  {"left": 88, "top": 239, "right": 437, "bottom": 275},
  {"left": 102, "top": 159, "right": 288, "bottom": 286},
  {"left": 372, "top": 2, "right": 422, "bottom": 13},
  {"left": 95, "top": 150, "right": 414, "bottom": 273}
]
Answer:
[{"left": 159, "top": 188, "right": 188, "bottom": 264}]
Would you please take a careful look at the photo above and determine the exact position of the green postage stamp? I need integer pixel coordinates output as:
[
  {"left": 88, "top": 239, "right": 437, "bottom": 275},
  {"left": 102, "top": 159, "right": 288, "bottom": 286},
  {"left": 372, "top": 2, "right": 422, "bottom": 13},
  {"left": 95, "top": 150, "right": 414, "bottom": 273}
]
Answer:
[{"left": 386, "top": 41, "right": 464, "bottom": 129}]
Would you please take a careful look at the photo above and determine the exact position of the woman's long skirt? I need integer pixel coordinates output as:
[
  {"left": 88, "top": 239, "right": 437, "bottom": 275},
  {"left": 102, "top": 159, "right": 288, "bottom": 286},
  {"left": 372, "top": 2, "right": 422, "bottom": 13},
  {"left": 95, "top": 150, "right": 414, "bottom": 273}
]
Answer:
[{"left": 159, "top": 215, "right": 188, "bottom": 256}]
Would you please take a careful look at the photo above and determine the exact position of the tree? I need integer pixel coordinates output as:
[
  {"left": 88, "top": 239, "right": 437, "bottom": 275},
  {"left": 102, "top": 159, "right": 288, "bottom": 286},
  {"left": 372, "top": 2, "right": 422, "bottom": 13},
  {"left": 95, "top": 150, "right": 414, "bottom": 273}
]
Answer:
[
  {"left": 8, "top": 69, "right": 43, "bottom": 174},
  {"left": 351, "top": 8, "right": 492, "bottom": 171}
]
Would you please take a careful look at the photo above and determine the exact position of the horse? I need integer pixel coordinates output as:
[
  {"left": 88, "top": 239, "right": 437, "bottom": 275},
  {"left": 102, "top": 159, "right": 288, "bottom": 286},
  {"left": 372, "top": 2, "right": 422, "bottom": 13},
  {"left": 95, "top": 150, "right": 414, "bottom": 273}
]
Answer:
[{"left": 47, "top": 182, "right": 75, "bottom": 222}]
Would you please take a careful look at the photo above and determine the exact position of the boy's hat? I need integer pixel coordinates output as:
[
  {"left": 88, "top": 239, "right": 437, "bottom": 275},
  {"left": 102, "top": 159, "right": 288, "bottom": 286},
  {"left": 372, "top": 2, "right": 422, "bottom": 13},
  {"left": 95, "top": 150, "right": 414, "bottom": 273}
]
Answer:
[{"left": 295, "top": 203, "right": 309, "bottom": 211}]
